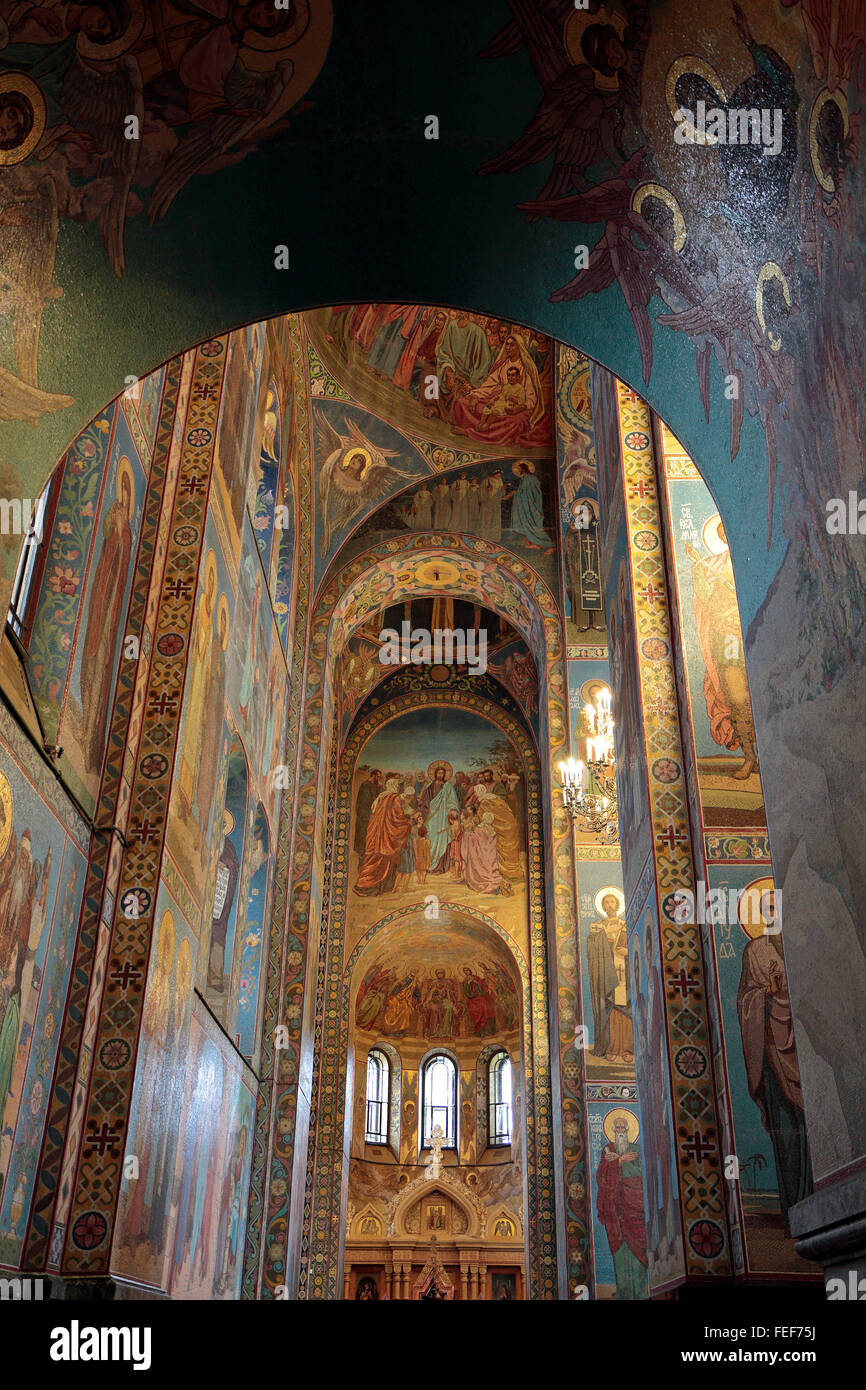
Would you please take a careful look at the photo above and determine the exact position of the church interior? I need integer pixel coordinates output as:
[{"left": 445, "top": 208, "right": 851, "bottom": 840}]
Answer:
[{"left": 0, "top": 0, "right": 863, "bottom": 1317}]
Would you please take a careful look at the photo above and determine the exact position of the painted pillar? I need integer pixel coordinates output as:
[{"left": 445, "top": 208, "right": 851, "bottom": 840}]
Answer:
[
  {"left": 594, "top": 371, "right": 733, "bottom": 1290},
  {"left": 248, "top": 317, "right": 313, "bottom": 1299},
  {"left": 654, "top": 419, "right": 819, "bottom": 1283},
  {"left": 18, "top": 359, "right": 189, "bottom": 1273},
  {"left": 49, "top": 347, "right": 223, "bottom": 1277},
  {"left": 555, "top": 345, "right": 644, "bottom": 1300}
]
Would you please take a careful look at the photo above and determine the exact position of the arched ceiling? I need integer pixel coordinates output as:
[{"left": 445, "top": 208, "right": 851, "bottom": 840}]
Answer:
[
  {"left": 2, "top": 0, "right": 856, "bottom": 639},
  {"left": 340, "top": 601, "right": 540, "bottom": 744},
  {"left": 351, "top": 911, "right": 523, "bottom": 1047},
  {"left": 306, "top": 306, "right": 559, "bottom": 589}
]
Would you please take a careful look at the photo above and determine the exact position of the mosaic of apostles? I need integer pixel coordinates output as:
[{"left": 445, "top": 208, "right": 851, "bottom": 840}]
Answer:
[
  {"left": 308, "top": 306, "right": 553, "bottom": 454},
  {"left": 353, "top": 757, "right": 525, "bottom": 902},
  {"left": 354, "top": 956, "right": 519, "bottom": 1043},
  {"left": 348, "top": 707, "right": 530, "bottom": 951}
]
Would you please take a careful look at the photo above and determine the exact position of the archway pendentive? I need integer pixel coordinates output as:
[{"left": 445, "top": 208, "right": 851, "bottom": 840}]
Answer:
[{"left": 342, "top": 651, "right": 543, "bottom": 760}]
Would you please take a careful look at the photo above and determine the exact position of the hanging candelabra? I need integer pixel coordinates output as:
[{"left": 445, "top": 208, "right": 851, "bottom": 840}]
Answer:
[{"left": 558, "top": 687, "right": 619, "bottom": 838}]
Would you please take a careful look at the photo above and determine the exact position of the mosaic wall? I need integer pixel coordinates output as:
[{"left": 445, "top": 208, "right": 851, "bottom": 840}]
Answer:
[
  {"left": 0, "top": 5, "right": 864, "bottom": 1226},
  {"left": 0, "top": 266, "right": 841, "bottom": 1304},
  {"left": 26, "top": 322, "right": 303, "bottom": 1290},
  {"left": 594, "top": 375, "right": 738, "bottom": 1292},
  {"left": 343, "top": 809, "right": 527, "bottom": 1290},
  {"left": 657, "top": 422, "right": 817, "bottom": 1281},
  {"left": 0, "top": 705, "right": 89, "bottom": 1268},
  {"left": 258, "top": 512, "right": 585, "bottom": 1299},
  {"left": 556, "top": 346, "right": 645, "bottom": 1299},
  {"left": 25, "top": 387, "right": 160, "bottom": 817},
  {"left": 242, "top": 315, "right": 314, "bottom": 1300},
  {"left": 306, "top": 690, "right": 551, "bottom": 1297}
]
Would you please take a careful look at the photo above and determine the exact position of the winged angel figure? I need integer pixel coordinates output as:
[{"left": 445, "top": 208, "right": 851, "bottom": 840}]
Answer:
[
  {"left": 317, "top": 413, "right": 417, "bottom": 558},
  {"left": 479, "top": 1, "right": 700, "bottom": 386},
  {"left": 0, "top": 0, "right": 330, "bottom": 423},
  {"left": 0, "top": 12, "right": 143, "bottom": 421},
  {"left": 479, "top": 0, "right": 650, "bottom": 203}
]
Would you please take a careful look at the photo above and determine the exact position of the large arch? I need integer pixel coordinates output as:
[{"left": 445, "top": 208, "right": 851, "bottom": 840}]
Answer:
[
  {"left": 0, "top": 3, "right": 863, "bottom": 1288},
  {"left": 282, "top": 665, "right": 560, "bottom": 1299},
  {"left": 2, "top": 20, "right": 864, "bottom": 1220},
  {"left": 253, "top": 530, "right": 581, "bottom": 1297}
]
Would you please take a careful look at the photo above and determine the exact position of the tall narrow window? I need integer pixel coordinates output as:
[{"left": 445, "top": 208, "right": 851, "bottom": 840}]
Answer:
[
  {"left": 422, "top": 1052, "right": 457, "bottom": 1149},
  {"left": 489, "top": 1051, "right": 512, "bottom": 1146},
  {"left": 365, "top": 1048, "right": 390, "bottom": 1144},
  {"left": 7, "top": 473, "right": 58, "bottom": 645}
]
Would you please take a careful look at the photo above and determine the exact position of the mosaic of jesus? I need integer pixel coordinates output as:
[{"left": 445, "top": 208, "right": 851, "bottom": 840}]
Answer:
[{"left": 350, "top": 707, "right": 528, "bottom": 928}]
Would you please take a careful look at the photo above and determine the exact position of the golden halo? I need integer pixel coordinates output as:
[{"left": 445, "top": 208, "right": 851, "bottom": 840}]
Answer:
[
  {"left": 602, "top": 1107, "right": 639, "bottom": 1145},
  {"left": 755, "top": 262, "right": 791, "bottom": 353},
  {"left": 223, "top": 808, "right": 235, "bottom": 836},
  {"left": 515, "top": 458, "right": 535, "bottom": 474},
  {"left": 217, "top": 593, "right": 231, "bottom": 649},
  {"left": 631, "top": 183, "right": 687, "bottom": 252},
  {"left": 427, "top": 759, "right": 453, "bottom": 781},
  {"left": 0, "top": 769, "right": 12, "bottom": 861},
  {"left": 341, "top": 447, "right": 371, "bottom": 475},
  {"left": 594, "top": 885, "right": 625, "bottom": 917},
  {"left": 701, "top": 513, "right": 728, "bottom": 555},
  {"left": 809, "top": 88, "right": 849, "bottom": 193},
  {"left": 77, "top": 0, "right": 146, "bottom": 61},
  {"left": 241, "top": 0, "right": 311, "bottom": 52},
  {"left": 564, "top": 5, "right": 626, "bottom": 68},
  {"left": 115, "top": 456, "right": 135, "bottom": 518},
  {"left": 239, "top": 0, "right": 331, "bottom": 95},
  {"left": 0, "top": 73, "right": 47, "bottom": 166},
  {"left": 737, "top": 876, "right": 777, "bottom": 939},
  {"left": 203, "top": 550, "right": 218, "bottom": 611},
  {"left": 571, "top": 497, "right": 596, "bottom": 519},
  {"left": 157, "top": 909, "right": 175, "bottom": 976},
  {"left": 665, "top": 57, "right": 728, "bottom": 145},
  {"left": 581, "top": 677, "right": 610, "bottom": 705}
]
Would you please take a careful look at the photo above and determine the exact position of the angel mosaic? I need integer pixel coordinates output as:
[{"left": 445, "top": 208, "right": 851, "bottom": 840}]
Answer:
[{"left": 0, "top": 1, "right": 332, "bottom": 421}]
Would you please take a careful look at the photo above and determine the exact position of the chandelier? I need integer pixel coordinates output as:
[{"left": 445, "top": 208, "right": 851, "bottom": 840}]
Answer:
[{"left": 557, "top": 687, "right": 619, "bottom": 838}]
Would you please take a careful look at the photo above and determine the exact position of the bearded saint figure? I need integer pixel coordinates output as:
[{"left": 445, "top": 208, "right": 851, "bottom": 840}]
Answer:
[
  {"left": 737, "top": 891, "right": 812, "bottom": 1228},
  {"left": 596, "top": 1113, "right": 649, "bottom": 1300},
  {"left": 418, "top": 764, "right": 459, "bottom": 873},
  {"left": 354, "top": 777, "right": 411, "bottom": 896},
  {"left": 564, "top": 499, "right": 604, "bottom": 631}
]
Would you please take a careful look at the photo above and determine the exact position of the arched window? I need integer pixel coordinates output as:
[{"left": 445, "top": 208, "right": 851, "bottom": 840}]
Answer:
[
  {"left": 421, "top": 1052, "right": 457, "bottom": 1149},
  {"left": 365, "top": 1048, "right": 390, "bottom": 1144},
  {"left": 488, "top": 1051, "right": 512, "bottom": 1147}
]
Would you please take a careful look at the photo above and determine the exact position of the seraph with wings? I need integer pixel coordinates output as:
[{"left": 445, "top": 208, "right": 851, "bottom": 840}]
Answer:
[
  {"left": 479, "top": 0, "right": 651, "bottom": 206},
  {"left": 317, "top": 413, "right": 417, "bottom": 558},
  {"left": 518, "top": 156, "right": 708, "bottom": 387},
  {"left": 58, "top": 48, "right": 144, "bottom": 276},
  {"left": 147, "top": 60, "right": 294, "bottom": 224},
  {"left": 0, "top": 171, "right": 72, "bottom": 423}
]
